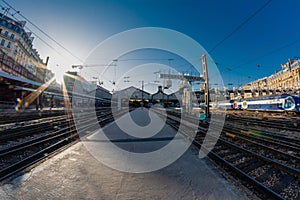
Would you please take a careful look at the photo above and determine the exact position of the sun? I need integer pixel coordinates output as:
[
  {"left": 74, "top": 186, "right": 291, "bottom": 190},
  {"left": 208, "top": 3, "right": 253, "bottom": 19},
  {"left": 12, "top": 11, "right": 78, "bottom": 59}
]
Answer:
[{"left": 54, "top": 70, "right": 66, "bottom": 84}]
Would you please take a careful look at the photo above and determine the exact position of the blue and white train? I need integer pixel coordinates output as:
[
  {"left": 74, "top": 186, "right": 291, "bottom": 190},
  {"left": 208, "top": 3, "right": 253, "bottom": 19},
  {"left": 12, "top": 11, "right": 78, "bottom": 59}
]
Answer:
[{"left": 215, "top": 94, "right": 300, "bottom": 112}]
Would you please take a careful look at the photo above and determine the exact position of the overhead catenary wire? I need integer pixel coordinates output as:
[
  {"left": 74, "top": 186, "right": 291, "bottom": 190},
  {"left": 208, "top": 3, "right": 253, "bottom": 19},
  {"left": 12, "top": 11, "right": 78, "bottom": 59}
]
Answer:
[
  {"left": 222, "top": 36, "right": 300, "bottom": 86},
  {"left": 1, "top": 0, "right": 84, "bottom": 63},
  {"left": 233, "top": 27, "right": 300, "bottom": 67},
  {"left": 0, "top": 2, "right": 205, "bottom": 79},
  {"left": 0, "top": 4, "right": 75, "bottom": 64},
  {"left": 231, "top": 38, "right": 300, "bottom": 72},
  {"left": 217, "top": 28, "right": 300, "bottom": 86},
  {"left": 208, "top": 0, "right": 273, "bottom": 54},
  {"left": 5, "top": 1, "right": 290, "bottom": 90},
  {"left": 227, "top": 26, "right": 300, "bottom": 73}
]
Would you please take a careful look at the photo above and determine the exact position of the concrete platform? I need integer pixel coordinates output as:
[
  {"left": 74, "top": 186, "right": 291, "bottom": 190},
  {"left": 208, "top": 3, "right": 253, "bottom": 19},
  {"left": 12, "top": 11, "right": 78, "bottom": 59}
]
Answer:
[{"left": 0, "top": 108, "right": 249, "bottom": 200}]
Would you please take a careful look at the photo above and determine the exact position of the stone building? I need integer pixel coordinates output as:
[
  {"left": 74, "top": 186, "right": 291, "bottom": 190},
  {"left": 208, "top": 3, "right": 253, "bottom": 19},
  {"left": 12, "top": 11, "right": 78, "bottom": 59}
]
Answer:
[
  {"left": 241, "top": 58, "right": 300, "bottom": 99},
  {"left": 0, "top": 13, "right": 51, "bottom": 82}
]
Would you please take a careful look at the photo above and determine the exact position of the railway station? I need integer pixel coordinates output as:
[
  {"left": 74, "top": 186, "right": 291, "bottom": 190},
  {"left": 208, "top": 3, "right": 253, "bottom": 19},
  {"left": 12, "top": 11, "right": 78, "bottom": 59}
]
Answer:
[
  {"left": 0, "top": 1, "right": 300, "bottom": 200},
  {"left": 1, "top": 56, "right": 299, "bottom": 200}
]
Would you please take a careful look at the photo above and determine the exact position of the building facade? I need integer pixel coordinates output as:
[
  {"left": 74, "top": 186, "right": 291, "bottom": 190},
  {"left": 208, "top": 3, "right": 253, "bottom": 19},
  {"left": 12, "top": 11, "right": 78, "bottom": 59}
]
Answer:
[
  {"left": 0, "top": 13, "right": 52, "bottom": 83},
  {"left": 240, "top": 58, "right": 300, "bottom": 99},
  {"left": 268, "top": 58, "right": 300, "bottom": 91}
]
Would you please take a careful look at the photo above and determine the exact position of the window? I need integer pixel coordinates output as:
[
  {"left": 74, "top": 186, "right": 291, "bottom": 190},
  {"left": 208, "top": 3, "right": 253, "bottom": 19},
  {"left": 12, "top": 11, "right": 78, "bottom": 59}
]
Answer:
[
  {"left": 10, "top": 34, "right": 14, "bottom": 40},
  {"left": 4, "top": 31, "right": 8, "bottom": 37},
  {"left": 7, "top": 42, "right": 11, "bottom": 48},
  {"left": 1, "top": 39, "right": 5, "bottom": 46}
]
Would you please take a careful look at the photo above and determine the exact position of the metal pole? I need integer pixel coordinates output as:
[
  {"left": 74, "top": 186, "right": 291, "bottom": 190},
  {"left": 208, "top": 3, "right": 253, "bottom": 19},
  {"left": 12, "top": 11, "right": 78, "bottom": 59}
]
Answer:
[
  {"left": 202, "top": 54, "right": 210, "bottom": 118},
  {"left": 117, "top": 91, "right": 121, "bottom": 111},
  {"left": 141, "top": 80, "right": 144, "bottom": 107}
]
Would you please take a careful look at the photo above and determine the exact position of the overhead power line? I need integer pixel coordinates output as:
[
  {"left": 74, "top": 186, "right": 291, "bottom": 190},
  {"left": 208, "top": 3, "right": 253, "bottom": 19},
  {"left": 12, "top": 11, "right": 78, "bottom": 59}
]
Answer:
[
  {"left": 232, "top": 38, "right": 300, "bottom": 71},
  {"left": 1, "top": 0, "right": 84, "bottom": 63},
  {"left": 208, "top": 0, "right": 273, "bottom": 54},
  {"left": 229, "top": 27, "right": 300, "bottom": 70},
  {"left": 0, "top": 4, "right": 75, "bottom": 64}
]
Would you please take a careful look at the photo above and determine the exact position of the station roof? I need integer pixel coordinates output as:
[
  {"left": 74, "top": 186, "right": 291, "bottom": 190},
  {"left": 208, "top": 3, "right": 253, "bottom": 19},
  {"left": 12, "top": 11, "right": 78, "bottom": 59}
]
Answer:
[{"left": 0, "top": 70, "right": 60, "bottom": 91}]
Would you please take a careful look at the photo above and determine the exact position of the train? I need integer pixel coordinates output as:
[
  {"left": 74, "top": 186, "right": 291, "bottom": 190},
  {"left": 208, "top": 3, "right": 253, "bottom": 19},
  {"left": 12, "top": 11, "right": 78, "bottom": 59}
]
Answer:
[{"left": 213, "top": 94, "right": 300, "bottom": 113}]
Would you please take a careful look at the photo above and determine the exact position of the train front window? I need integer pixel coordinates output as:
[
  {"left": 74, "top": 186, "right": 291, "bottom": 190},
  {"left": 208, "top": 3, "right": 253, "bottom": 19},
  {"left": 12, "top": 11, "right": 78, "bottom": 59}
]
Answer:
[{"left": 283, "top": 97, "right": 295, "bottom": 109}]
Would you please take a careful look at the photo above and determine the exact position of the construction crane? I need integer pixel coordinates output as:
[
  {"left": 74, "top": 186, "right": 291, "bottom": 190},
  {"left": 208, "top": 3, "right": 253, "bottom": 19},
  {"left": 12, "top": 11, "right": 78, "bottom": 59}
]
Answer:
[
  {"left": 159, "top": 73, "right": 204, "bottom": 82},
  {"left": 158, "top": 55, "right": 209, "bottom": 117}
]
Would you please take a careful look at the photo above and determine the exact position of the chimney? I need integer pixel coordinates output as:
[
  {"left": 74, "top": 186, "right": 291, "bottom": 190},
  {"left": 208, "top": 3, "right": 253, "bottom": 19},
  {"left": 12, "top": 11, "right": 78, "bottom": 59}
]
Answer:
[
  {"left": 158, "top": 86, "right": 163, "bottom": 93},
  {"left": 45, "top": 56, "right": 49, "bottom": 66}
]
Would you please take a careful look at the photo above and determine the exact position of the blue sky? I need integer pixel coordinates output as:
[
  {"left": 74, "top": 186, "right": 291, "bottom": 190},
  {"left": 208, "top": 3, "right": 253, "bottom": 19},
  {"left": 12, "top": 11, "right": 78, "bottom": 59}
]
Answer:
[{"left": 5, "top": 0, "right": 300, "bottom": 91}]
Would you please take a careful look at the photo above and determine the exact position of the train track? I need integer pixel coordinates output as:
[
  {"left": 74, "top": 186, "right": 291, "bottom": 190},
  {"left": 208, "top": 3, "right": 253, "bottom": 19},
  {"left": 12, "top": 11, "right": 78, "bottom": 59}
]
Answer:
[
  {"left": 0, "top": 108, "right": 113, "bottom": 147},
  {"left": 222, "top": 124, "right": 300, "bottom": 154},
  {"left": 0, "top": 110, "right": 66, "bottom": 125},
  {"left": 225, "top": 114, "right": 300, "bottom": 133},
  {"left": 0, "top": 115, "right": 69, "bottom": 145},
  {"left": 0, "top": 107, "right": 127, "bottom": 182},
  {"left": 225, "top": 109, "right": 299, "bottom": 117},
  {"left": 163, "top": 110, "right": 300, "bottom": 200}
]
